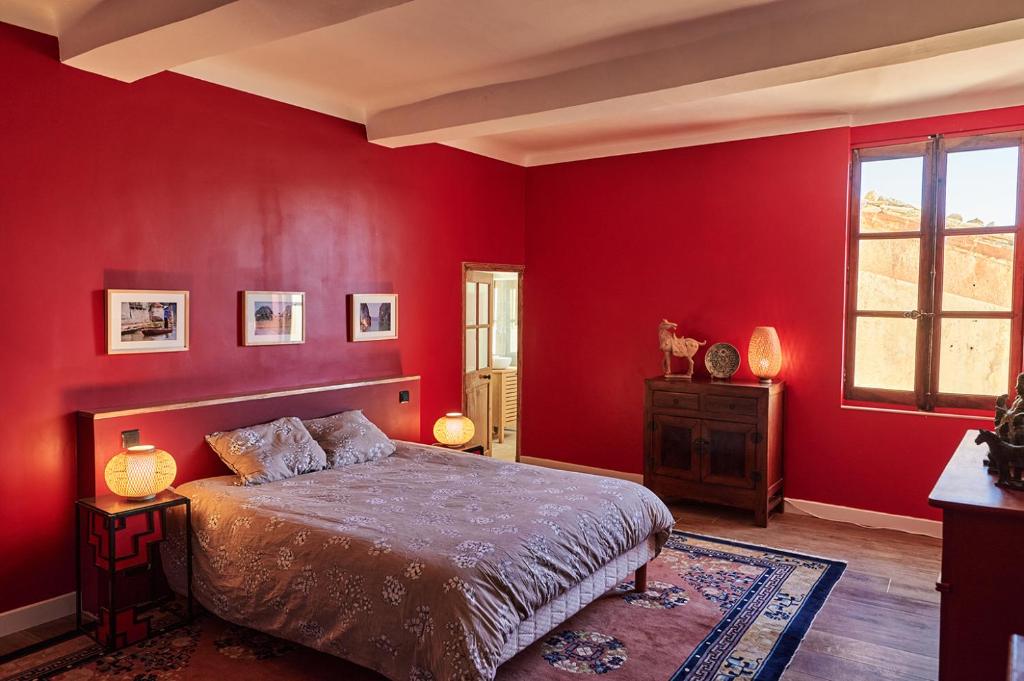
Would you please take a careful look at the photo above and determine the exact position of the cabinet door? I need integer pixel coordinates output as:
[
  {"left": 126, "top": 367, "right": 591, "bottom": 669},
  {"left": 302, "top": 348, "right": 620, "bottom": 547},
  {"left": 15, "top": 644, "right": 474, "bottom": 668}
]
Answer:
[
  {"left": 652, "top": 414, "right": 700, "bottom": 481},
  {"left": 701, "top": 419, "right": 757, "bottom": 488}
]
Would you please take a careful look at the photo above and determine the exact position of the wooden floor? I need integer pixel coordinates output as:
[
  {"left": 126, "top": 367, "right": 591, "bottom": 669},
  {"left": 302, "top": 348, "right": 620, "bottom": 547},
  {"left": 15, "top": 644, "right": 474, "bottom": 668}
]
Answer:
[
  {"left": 0, "top": 614, "right": 75, "bottom": 659},
  {"left": 0, "top": 504, "right": 942, "bottom": 680},
  {"left": 675, "top": 503, "right": 941, "bottom": 681}
]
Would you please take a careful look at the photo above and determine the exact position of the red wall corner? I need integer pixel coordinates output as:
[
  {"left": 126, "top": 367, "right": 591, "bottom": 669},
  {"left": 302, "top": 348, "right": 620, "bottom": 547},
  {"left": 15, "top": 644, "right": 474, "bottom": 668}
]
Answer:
[{"left": 520, "top": 124, "right": 996, "bottom": 522}]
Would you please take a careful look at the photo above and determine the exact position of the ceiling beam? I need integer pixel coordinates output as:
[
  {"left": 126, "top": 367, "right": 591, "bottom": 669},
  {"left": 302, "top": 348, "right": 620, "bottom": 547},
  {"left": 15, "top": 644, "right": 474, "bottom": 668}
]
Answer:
[
  {"left": 60, "top": 0, "right": 412, "bottom": 83},
  {"left": 367, "top": 0, "right": 1024, "bottom": 148}
]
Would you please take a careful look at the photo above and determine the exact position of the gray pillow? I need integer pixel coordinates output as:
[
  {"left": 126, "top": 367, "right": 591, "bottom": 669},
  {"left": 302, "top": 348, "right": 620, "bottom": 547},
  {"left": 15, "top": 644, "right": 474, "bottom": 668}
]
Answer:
[
  {"left": 206, "top": 416, "right": 327, "bottom": 485},
  {"left": 303, "top": 410, "right": 396, "bottom": 467}
]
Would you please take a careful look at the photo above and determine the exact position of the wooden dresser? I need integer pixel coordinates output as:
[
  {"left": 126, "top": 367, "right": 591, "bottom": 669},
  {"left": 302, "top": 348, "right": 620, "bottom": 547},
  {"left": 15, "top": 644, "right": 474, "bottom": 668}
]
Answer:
[
  {"left": 929, "top": 431, "right": 1024, "bottom": 681},
  {"left": 643, "top": 377, "right": 784, "bottom": 526}
]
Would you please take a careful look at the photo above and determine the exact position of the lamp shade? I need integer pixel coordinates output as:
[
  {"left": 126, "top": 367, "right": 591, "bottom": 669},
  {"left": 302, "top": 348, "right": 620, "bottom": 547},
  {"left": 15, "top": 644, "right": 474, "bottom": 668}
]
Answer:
[
  {"left": 104, "top": 445, "right": 177, "bottom": 501},
  {"left": 433, "top": 412, "right": 475, "bottom": 447},
  {"left": 748, "top": 326, "right": 782, "bottom": 383}
]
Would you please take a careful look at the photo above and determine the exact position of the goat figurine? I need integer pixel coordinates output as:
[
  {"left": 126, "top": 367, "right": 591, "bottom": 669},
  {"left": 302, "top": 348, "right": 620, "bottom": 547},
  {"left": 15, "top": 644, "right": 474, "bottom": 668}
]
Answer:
[
  {"left": 976, "top": 429, "right": 1024, "bottom": 490},
  {"left": 658, "top": 319, "right": 706, "bottom": 379}
]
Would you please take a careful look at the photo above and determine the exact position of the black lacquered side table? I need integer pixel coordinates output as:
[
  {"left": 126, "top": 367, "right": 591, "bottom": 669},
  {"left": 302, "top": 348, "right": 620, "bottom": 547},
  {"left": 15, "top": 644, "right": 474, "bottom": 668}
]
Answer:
[{"left": 75, "top": 490, "right": 192, "bottom": 650}]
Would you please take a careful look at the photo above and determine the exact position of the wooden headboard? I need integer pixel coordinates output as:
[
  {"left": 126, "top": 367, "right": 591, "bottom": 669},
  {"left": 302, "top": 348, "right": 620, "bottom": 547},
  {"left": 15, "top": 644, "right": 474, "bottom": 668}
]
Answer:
[{"left": 77, "top": 376, "right": 421, "bottom": 497}]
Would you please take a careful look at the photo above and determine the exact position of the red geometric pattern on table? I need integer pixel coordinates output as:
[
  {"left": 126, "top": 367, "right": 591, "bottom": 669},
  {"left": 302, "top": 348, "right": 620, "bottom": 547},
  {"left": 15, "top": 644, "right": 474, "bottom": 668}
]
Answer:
[
  {"left": 95, "top": 604, "right": 152, "bottom": 649},
  {"left": 86, "top": 509, "right": 165, "bottom": 571}
]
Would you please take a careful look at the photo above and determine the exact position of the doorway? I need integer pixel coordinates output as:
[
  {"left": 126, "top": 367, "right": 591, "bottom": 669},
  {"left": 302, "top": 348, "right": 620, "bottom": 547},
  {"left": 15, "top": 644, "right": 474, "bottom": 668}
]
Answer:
[{"left": 462, "top": 263, "right": 523, "bottom": 461}]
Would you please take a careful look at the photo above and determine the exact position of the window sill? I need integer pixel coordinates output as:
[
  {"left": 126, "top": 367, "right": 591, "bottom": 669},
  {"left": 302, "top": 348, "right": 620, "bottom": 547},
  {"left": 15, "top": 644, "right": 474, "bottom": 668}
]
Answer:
[{"left": 840, "top": 402, "right": 993, "bottom": 421}]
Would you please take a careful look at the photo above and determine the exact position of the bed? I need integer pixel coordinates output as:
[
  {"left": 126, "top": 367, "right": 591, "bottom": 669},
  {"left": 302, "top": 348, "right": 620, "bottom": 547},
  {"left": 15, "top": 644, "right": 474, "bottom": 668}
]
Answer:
[{"left": 78, "top": 377, "right": 674, "bottom": 681}]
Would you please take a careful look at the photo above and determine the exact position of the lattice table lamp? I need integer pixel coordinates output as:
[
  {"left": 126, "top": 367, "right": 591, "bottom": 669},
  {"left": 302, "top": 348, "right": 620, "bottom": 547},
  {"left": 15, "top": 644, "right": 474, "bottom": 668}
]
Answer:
[
  {"left": 748, "top": 326, "right": 782, "bottom": 384},
  {"left": 433, "top": 412, "right": 475, "bottom": 448},
  {"left": 104, "top": 444, "right": 177, "bottom": 501}
]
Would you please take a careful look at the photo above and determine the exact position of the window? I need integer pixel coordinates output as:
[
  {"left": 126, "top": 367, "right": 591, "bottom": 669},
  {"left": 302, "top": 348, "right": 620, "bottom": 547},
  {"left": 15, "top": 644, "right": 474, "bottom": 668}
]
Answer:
[{"left": 845, "top": 132, "right": 1024, "bottom": 411}]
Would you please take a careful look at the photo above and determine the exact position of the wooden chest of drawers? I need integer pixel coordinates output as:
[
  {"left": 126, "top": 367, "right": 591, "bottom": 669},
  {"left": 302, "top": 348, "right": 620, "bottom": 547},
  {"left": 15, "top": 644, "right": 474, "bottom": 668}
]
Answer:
[
  {"left": 929, "top": 431, "right": 1024, "bottom": 681},
  {"left": 643, "top": 377, "right": 785, "bottom": 526}
]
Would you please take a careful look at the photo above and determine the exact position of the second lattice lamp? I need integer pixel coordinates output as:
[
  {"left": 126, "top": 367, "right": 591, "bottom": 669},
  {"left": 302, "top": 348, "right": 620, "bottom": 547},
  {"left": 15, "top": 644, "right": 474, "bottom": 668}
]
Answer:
[{"left": 748, "top": 326, "right": 782, "bottom": 384}]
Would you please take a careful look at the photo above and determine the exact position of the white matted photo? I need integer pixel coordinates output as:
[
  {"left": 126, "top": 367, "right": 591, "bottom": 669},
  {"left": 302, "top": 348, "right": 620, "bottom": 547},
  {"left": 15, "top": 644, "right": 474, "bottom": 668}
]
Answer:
[
  {"left": 243, "top": 291, "right": 305, "bottom": 346},
  {"left": 349, "top": 293, "right": 398, "bottom": 341},
  {"left": 107, "top": 289, "right": 189, "bottom": 354}
]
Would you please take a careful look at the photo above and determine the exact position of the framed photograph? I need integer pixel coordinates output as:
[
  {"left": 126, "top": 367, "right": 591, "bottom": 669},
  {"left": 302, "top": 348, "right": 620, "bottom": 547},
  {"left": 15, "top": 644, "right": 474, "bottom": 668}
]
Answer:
[
  {"left": 349, "top": 293, "right": 398, "bottom": 342},
  {"left": 242, "top": 291, "right": 305, "bottom": 346},
  {"left": 107, "top": 289, "right": 189, "bottom": 354}
]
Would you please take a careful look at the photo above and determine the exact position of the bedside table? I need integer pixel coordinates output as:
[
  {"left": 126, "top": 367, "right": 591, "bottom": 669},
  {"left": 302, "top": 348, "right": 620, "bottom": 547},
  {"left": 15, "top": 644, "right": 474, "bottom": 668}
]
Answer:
[
  {"left": 75, "top": 490, "right": 192, "bottom": 650},
  {"left": 432, "top": 443, "right": 486, "bottom": 455}
]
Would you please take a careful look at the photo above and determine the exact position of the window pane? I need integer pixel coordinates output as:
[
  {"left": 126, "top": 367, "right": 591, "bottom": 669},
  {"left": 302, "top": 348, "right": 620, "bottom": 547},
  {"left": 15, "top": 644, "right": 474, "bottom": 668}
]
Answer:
[
  {"left": 853, "top": 317, "right": 916, "bottom": 391},
  {"left": 465, "top": 328, "right": 477, "bottom": 372},
  {"left": 478, "top": 328, "right": 489, "bottom": 368},
  {"left": 856, "top": 238, "right": 920, "bottom": 311},
  {"left": 478, "top": 283, "right": 489, "bottom": 323},
  {"left": 938, "top": 318, "right": 1010, "bottom": 395},
  {"left": 860, "top": 157, "right": 924, "bottom": 233},
  {"left": 941, "top": 233, "right": 1014, "bottom": 312},
  {"left": 466, "top": 283, "right": 477, "bottom": 325},
  {"left": 945, "top": 146, "right": 1019, "bottom": 229}
]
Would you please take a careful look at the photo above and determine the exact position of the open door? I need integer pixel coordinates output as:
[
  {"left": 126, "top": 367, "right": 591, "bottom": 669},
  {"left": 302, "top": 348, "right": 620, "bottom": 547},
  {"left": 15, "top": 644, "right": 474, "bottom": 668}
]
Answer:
[{"left": 463, "top": 271, "right": 493, "bottom": 454}]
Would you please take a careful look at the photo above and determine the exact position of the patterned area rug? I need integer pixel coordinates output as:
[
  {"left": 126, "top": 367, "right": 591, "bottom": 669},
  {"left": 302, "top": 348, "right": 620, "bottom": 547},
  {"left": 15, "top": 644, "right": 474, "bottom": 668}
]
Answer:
[{"left": 1, "top": 531, "right": 844, "bottom": 681}]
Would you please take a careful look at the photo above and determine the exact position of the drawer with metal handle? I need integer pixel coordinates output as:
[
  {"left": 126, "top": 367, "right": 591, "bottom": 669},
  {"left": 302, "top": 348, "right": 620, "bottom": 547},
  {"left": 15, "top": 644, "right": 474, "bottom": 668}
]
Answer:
[
  {"left": 651, "top": 391, "right": 700, "bottom": 411},
  {"left": 703, "top": 395, "right": 758, "bottom": 416}
]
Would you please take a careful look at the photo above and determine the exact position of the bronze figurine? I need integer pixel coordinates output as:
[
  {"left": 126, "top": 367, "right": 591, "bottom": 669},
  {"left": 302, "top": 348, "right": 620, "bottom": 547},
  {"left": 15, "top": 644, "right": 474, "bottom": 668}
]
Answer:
[
  {"left": 996, "top": 372, "right": 1024, "bottom": 445},
  {"left": 978, "top": 372, "right": 1024, "bottom": 491},
  {"left": 975, "top": 430, "right": 1024, "bottom": 490}
]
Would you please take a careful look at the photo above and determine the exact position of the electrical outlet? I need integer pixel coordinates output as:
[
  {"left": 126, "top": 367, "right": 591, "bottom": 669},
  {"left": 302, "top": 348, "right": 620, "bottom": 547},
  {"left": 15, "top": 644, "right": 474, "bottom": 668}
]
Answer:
[{"left": 121, "top": 429, "right": 141, "bottom": 448}]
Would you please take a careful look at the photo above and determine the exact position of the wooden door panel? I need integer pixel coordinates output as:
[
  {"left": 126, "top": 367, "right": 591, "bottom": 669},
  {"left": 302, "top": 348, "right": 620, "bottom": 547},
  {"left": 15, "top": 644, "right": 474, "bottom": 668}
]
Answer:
[
  {"left": 464, "top": 271, "right": 494, "bottom": 455},
  {"left": 652, "top": 414, "right": 700, "bottom": 481},
  {"left": 701, "top": 419, "right": 757, "bottom": 488},
  {"left": 464, "top": 371, "right": 492, "bottom": 452}
]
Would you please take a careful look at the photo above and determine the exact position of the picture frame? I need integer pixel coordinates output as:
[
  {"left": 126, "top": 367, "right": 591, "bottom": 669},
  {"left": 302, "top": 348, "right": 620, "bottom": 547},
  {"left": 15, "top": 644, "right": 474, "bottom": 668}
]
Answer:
[
  {"left": 242, "top": 291, "right": 306, "bottom": 346},
  {"left": 107, "top": 289, "right": 189, "bottom": 354},
  {"left": 348, "top": 293, "right": 398, "bottom": 342}
]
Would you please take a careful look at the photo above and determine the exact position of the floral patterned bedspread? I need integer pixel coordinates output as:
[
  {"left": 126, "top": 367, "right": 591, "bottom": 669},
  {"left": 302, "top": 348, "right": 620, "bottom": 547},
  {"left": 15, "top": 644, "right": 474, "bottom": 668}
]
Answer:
[{"left": 163, "top": 442, "right": 674, "bottom": 681}]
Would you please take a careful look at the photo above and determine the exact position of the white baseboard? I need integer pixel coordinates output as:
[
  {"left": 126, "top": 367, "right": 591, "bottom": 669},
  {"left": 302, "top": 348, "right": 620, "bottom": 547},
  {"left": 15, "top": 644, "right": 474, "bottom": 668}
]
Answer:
[
  {"left": 784, "top": 498, "right": 942, "bottom": 538},
  {"left": 519, "top": 457, "right": 942, "bottom": 539},
  {"left": 0, "top": 592, "right": 76, "bottom": 638}
]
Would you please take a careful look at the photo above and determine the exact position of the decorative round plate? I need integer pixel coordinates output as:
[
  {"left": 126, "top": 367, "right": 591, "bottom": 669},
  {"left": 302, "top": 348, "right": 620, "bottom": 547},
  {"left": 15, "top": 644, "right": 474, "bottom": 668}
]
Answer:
[{"left": 705, "top": 342, "right": 740, "bottom": 379}]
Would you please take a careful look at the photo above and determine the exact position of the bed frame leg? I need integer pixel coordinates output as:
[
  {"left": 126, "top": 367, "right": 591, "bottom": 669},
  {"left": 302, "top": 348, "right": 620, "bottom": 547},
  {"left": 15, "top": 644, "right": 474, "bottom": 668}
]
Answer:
[{"left": 634, "top": 563, "right": 648, "bottom": 592}]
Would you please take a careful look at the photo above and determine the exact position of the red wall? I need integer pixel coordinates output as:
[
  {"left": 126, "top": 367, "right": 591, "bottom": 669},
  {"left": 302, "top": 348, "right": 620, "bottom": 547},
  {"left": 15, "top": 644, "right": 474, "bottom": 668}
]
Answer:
[
  {"left": 0, "top": 24, "right": 524, "bottom": 613},
  {"left": 521, "top": 109, "right": 1024, "bottom": 523}
]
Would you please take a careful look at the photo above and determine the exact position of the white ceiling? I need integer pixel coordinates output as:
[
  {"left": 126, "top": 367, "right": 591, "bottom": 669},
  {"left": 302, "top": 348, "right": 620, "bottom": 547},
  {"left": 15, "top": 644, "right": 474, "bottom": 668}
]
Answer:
[
  {"left": 4, "top": 0, "right": 1024, "bottom": 166},
  {"left": 0, "top": 0, "right": 99, "bottom": 35}
]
